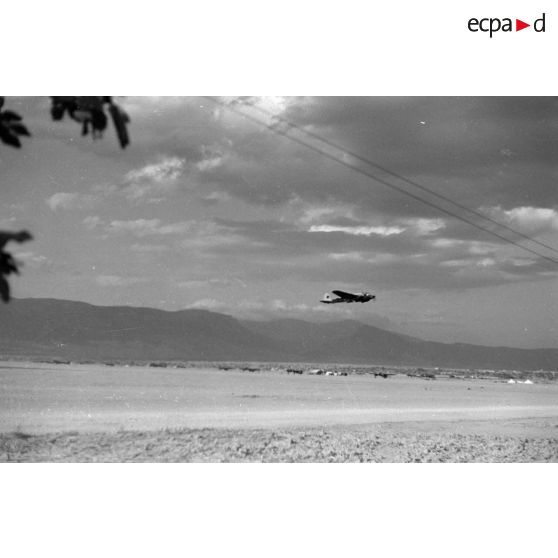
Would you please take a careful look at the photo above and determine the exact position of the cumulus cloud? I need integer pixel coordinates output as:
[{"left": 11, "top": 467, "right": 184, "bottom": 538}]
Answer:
[
  {"left": 403, "top": 218, "right": 445, "bottom": 235},
  {"left": 83, "top": 216, "right": 104, "bottom": 230},
  {"left": 46, "top": 192, "right": 98, "bottom": 211},
  {"left": 485, "top": 206, "right": 558, "bottom": 234},
  {"left": 196, "top": 157, "right": 224, "bottom": 172},
  {"left": 125, "top": 157, "right": 185, "bottom": 183},
  {"left": 196, "top": 145, "right": 227, "bottom": 173},
  {"left": 300, "top": 207, "right": 337, "bottom": 223},
  {"left": 122, "top": 157, "right": 186, "bottom": 203}
]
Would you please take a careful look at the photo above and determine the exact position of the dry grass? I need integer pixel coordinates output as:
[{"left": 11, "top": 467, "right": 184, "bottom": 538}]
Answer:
[{"left": 2, "top": 426, "right": 557, "bottom": 463}]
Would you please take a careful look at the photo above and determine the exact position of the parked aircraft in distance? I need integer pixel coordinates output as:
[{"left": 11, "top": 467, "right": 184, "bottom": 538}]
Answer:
[{"left": 320, "top": 290, "right": 376, "bottom": 304}]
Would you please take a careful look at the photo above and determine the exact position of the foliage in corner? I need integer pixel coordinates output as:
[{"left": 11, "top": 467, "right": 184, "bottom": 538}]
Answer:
[
  {"left": 0, "top": 96, "right": 130, "bottom": 301},
  {"left": 0, "top": 96, "right": 130, "bottom": 149},
  {"left": 0, "top": 231, "right": 33, "bottom": 302},
  {"left": 50, "top": 97, "right": 130, "bottom": 149},
  {"left": 0, "top": 97, "right": 31, "bottom": 148}
]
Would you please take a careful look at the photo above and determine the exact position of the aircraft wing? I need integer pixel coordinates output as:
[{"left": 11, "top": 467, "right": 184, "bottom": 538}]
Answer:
[
  {"left": 332, "top": 290, "right": 359, "bottom": 300},
  {"left": 321, "top": 293, "right": 341, "bottom": 304}
]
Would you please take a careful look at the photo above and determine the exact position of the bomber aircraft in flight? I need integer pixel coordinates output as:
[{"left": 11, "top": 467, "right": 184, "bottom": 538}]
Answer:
[{"left": 320, "top": 290, "right": 376, "bottom": 304}]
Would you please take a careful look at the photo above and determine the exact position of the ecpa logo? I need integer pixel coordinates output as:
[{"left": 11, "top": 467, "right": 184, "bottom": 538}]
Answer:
[{"left": 468, "top": 13, "right": 546, "bottom": 37}]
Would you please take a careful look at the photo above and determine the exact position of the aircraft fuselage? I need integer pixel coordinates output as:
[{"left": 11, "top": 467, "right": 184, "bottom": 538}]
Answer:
[{"left": 321, "top": 291, "right": 376, "bottom": 304}]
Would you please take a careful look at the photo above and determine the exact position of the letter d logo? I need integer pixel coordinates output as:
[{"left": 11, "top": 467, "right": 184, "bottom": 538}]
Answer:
[{"left": 534, "top": 13, "right": 546, "bottom": 32}]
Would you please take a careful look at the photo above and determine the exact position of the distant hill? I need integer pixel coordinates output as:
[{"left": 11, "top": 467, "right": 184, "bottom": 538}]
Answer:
[
  {"left": 242, "top": 319, "right": 558, "bottom": 370},
  {"left": 1, "top": 298, "right": 557, "bottom": 370},
  {"left": 0, "top": 299, "right": 283, "bottom": 361}
]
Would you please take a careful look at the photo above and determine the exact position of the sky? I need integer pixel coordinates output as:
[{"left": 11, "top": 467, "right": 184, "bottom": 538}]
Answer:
[{"left": 1, "top": 96, "right": 557, "bottom": 348}]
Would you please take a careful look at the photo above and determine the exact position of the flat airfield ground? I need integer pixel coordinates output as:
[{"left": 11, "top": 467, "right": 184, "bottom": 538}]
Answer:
[{"left": 1, "top": 361, "right": 557, "bottom": 462}]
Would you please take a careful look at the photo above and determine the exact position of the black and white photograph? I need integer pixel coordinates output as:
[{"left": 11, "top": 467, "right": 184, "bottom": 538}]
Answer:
[
  {"left": 2, "top": 2, "right": 557, "bottom": 556},
  {"left": 1, "top": 95, "right": 557, "bottom": 463}
]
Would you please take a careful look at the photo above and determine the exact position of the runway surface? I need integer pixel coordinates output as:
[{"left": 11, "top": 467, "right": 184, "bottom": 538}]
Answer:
[{"left": 2, "top": 361, "right": 558, "bottom": 435}]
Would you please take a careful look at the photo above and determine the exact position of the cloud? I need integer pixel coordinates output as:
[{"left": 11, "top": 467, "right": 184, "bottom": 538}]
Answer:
[
  {"left": 189, "top": 297, "right": 338, "bottom": 320},
  {"left": 295, "top": 202, "right": 356, "bottom": 225},
  {"left": 477, "top": 258, "right": 496, "bottom": 267},
  {"left": 122, "top": 157, "right": 186, "bottom": 203},
  {"left": 177, "top": 221, "right": 252, "bottom": 251},
  {"left": 196, "top": 156, "right": 224, "bottom": 172},
  {"left": 96, "top": 217, "right": 243, "bottom": 252},
  {"left": 13, "top": 251, "right": 50, "bottom": 269},
  {"left": 93, "top": 97, "right": 556, "bottom": 225},
  {"left": 485, "top": 206, "right": 558, "bottom": 234},
  {"left": 199, "top": 191, "right": 232, "bottom": 205},
  {"left": 299, "top": 207, "right": 339, "bottom": 223},
  {"left": 106, "top": 219, "right": 191, "bottom": 237},
  {"left": 189, "top": 298, "right": 223, "bottom": 310},
  {"left": 176, "top": 278, "right": 231, "bottom": 289},
  {"left": 125, "top": 156, "right": 185, "bottom": 183},
  {"left": 430, "top": 238, "right": 498, "bottom": 256},
  {"left": 130, "top": 243, "right": 170, "bottom": 253},
  {"left": 403, "top": 218, "right": 445, "bottom": 235},
  {"left": 196, "top": 145, "right": 227, "bottom": 173},
  {"left": 188, "top": 292, "right": 397, "bottom": 328},
  {"left": 309, "top": 224, "right": 405, "bottom": 236},
  {"left": 96, "top": 275, "right": 148, "bottom": 287},
  {"left": 440, "top": 257, "right": 496, "bottom": 269},
  {"left": 83, "top": 216, "right": 104, "bottom": 230},
  {"left": 328, "top": 251, "right": 365, "bottom": 261},
  {"left": 328, "top": 252, "right": 401, "bottom": 264},
  {"left": 0, "top": 216, "right": 17, "bottom": 228},
  {"left": 307, "top": 217, "right": 444, "bottom": 238},
  {"left": 46, "top": 192, "right": 98, "bottom": 211}
]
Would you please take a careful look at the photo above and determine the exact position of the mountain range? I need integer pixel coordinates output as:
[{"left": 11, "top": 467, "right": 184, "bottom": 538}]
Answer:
[{"left": 0, "top": 298, "right": 557, "bottom": 370}]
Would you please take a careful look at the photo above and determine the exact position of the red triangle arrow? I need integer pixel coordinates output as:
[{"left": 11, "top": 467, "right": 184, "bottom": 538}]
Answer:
[{"left": 516, "top": 19, "right": 530, "bottom": 31}]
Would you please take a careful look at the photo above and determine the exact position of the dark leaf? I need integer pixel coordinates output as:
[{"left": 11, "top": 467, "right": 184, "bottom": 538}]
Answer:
[
  {"left": 91, "top": 109, "right": 108, "bottom": 132},
  {"left": 0, "top": 110, "right": 23, "bottom": 122},
  {"left": 0, "top": 251, "right": 19, "bottom": 275},
  {"left": 109, "top": 104, "right": 130, "bottom": 148},
  {"left": 51, "top": 104, "right": 65, "bottom": 120},
  {"left": 0, "top": 277, "right": 10, "bottom": 302},
  {"left": 0, "top": 127, "right": 21, "bottom": 147},
  {"left": 9, "top": 123, "right": 31, "bottom": 137},
  {"left": 14, "top": 231, "right": 33, "bottom": 243},
  {"left": 76, "top": 97, "right": 104, "bottom": 112},
  {"left": 0, "top": 97, "right": 4, "bottom": 109}
]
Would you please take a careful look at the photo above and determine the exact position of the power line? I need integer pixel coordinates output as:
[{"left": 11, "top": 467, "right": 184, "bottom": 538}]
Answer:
[
  {"left": 205, "top": 96, "right": 558, "bottom": 268},
  {"left": 244, "top": 98, "right": 558, "bottom": 260}
]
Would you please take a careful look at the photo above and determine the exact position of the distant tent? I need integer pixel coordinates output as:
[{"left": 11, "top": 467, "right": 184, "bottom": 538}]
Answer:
[
  {"left": 524, "top": 379, "right": 534, "bottom": 384},
  {"left": 507, "top": 379, "right": 516, "bottom": 384}
]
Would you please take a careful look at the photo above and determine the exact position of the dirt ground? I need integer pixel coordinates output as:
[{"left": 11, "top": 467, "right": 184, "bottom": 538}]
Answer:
[{"left": 1, "top": 361, "right": 557, "bottom": 462}]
